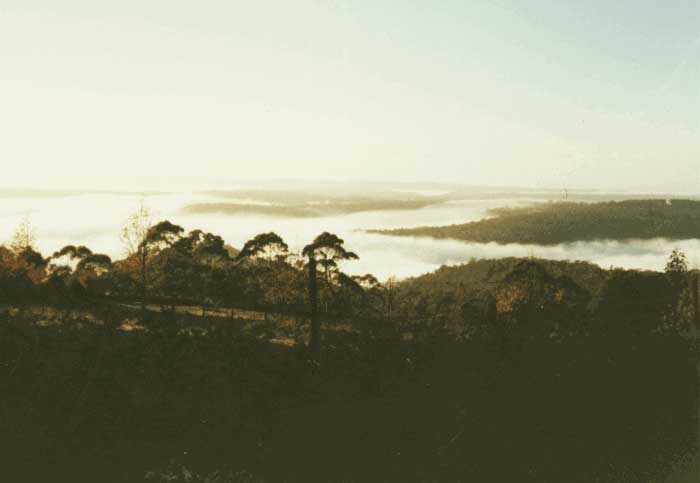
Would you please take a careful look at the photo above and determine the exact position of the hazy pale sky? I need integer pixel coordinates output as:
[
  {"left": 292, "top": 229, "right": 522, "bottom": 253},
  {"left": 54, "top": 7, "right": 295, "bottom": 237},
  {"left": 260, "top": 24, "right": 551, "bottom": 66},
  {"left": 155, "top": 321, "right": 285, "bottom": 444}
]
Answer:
[{"left": 1, "top": 1, "right": 699, "bottom": 192}]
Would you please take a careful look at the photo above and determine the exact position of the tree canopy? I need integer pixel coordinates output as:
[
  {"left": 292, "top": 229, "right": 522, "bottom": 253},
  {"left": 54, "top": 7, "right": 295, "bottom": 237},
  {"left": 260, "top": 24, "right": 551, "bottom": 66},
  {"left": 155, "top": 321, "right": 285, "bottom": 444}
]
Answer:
[{"left": 238, "top": 232, "right": 289, "bottom": 261}]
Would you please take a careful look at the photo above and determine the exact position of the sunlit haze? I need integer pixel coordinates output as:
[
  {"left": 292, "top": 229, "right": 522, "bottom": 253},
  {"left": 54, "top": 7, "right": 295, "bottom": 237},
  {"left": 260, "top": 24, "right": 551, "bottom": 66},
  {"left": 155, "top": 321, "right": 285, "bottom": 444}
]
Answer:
[{"left": 1, "top": 1, "right": 699, "bottom": 192}]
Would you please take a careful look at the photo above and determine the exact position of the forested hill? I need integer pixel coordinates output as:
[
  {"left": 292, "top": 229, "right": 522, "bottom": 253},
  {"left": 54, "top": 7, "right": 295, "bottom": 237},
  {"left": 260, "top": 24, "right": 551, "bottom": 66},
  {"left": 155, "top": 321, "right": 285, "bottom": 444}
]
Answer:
[
  {"left": 398, "top": 257, "right": 609, "bottom": 296},
  {"left": 368, "top": 199, "right": 700, "bottom": 245}
]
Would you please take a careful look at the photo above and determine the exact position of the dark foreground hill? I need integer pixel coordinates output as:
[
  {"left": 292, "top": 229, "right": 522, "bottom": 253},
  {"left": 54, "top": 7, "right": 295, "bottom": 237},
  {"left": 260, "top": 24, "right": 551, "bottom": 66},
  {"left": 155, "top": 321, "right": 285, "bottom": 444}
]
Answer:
[
  {"left": 1, "top": 308, "right": 697, "bottom": 483},
  {"left": 1, "top": 211, "right": 699, "bottom": 482},
  {"left": 2, "top": 254, "right": 699, "bottom": 482},
  {"left": 368, "top": 199, "right": 700, "bottom": 245}
]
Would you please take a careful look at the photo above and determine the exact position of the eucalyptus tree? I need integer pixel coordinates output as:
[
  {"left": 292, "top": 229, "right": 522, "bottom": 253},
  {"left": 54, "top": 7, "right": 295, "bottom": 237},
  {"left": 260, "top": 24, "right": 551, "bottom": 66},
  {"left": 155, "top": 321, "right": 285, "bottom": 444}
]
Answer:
[
  {"left": 51, "top": 245, "right": 94, "bottom": 262},
  {"left": 236, "top": 232, "right": 292, "bottom": 316},
  {"left": 302, "top": 232, "right": 358, "bottom": 359},
  {"left": 187, "top": 230, "right": 230, "bottom": 266},
  {"left": 147, "top": 228, "right": 232, "bottom": 311},
  {"left": 184, "top": 230, "right": 230, "bottom": 313},
  {"left": 120, "top": 205, "right": 184, "bottom": 309},
  {"left": 76, "top": 254, "right": 112, "bottom": 274},
  {"left": 49, "top": 245, "right": 111, "bottom": 297},
  {"left": 302, "top": 232, "right": 358, "bottom": 284},
  {"left": 238, "top": 232, "right": 289, "bottom": 262}
]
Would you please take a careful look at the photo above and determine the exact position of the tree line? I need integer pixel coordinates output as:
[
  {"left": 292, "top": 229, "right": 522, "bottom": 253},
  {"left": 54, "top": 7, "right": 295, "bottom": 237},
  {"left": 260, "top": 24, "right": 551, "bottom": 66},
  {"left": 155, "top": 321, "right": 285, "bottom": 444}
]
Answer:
[
  {"left": 3, "top": 208, "right": 700, "bottom": 347},
  {"left": 0, "top": 207, "right": 391, "bottom": 357}
]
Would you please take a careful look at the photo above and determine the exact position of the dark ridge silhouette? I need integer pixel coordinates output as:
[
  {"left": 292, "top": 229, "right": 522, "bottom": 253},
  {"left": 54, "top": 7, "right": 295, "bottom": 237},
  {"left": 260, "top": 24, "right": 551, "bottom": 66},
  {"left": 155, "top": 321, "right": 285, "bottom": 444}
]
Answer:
[{"left": 368, "top": 199, "right": 700, "bottom": 245}]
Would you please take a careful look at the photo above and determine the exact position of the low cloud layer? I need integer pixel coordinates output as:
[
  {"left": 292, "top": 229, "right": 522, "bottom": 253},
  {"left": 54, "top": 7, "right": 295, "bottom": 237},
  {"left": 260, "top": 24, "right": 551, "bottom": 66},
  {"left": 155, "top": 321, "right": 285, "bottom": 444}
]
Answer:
[{"left": 1, "top": 191, "right": 695, "bottom": 281}]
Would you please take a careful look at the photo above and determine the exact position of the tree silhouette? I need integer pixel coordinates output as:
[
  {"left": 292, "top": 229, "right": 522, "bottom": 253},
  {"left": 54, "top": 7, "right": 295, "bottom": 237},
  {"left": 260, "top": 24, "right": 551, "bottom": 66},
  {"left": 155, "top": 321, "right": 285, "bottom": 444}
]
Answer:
[
  {"left": 184, "top": 230, "right": 229, "bottom": 314},
  {"left": 76, "top": 253, "right": 112, "bottom": 274},
  {"left": 47, "top": 245, "right": 111, "bottom": 299},
  {"left": 10, "top": 215, "right": 37, "bottom": 253},
  {"left": 665, "top": 248, "right": 688, "bottom": 275},
  {"left": 188, "top": 230, "right": 229, "bottom": 265},
  {"left": 302, "top": 232, "right": 358, "bottom": 284},
  {"left": 238, "top": 232, "right": 289, "bottom": 262},
  {"left": 51, "top": 245, "right": 93, "bottom": 261},
  {"left": 120, "top": 206, "right": 184, "bottom": 310},
  {"left": 663, "top": 249, "right": 700, "bottom": 331},
  {"left": 302, "top": 232, "right": 358, "bottom": 359},
  {"left": 145, "top": 221, "right": 185, "bottom": 248}
]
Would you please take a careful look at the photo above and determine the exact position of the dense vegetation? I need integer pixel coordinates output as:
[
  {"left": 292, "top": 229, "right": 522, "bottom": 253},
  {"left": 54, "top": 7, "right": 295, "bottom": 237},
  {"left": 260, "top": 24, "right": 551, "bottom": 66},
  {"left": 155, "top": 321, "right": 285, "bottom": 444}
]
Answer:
[
  {"left": 0, "top": 213, "right": 698, "bottom": 482},
  {"left": 369, "top": 199, "right": 700, "bottom": 244}
]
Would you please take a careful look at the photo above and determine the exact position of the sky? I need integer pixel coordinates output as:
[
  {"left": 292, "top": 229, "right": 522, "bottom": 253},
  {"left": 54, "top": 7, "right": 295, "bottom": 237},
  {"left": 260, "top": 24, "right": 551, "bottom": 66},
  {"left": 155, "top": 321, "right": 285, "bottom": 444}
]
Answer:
[{"left": 1, "top": 0, "right": 699, "bottom": 192}]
